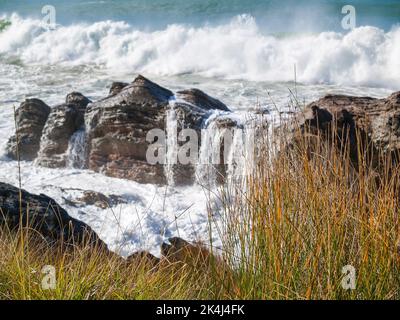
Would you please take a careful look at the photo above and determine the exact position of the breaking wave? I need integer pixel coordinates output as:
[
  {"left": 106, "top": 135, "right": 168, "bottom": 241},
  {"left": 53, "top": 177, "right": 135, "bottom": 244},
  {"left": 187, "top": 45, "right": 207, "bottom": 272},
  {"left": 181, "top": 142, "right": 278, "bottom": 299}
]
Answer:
[{"left": 1, "top": 14, "right": 399, "bottom": 89}]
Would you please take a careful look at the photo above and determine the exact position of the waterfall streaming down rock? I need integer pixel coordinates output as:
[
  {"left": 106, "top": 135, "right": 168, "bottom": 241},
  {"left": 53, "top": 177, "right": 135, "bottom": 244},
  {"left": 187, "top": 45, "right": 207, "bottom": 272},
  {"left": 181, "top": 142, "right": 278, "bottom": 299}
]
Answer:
[
  {"left": 165, "top": 102, "right": 178, "bottom": 186},
  {"left": 195, "top": 113, "right": 224, "bottom": 187},
  {"left": 163, "top": 94, "right": 264, "bottom": 187},
  {"left": 66, "top": 129, "right": 87, "bottom": 169},
  {"left": 195, "top": 112, "right": 261, "bottom": 188},
  {"left": 225, "top": 117, "right": 258, "bottom": 182}
]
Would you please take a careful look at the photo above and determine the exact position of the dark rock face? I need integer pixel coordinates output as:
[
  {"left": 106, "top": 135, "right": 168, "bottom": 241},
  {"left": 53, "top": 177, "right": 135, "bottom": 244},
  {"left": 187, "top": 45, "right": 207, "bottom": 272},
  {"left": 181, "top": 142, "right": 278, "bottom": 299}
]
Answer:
[
  {"left": 177, "top": 89, "right": 230, "bottom": 112},
  {"left": 85, "top": 75, "right": 230, "bottom": 185},
  {"left": 127, "top": 251, "right": 160, "bottom": 267},
  {"left": 161, "top": 237, "right": 192, "bottom": 260},
  {"left": 36, "top": 93, "right": 91, "bottom": 168},
  {"left": 85, "top": 75, "right": 173, "bottom": 184},
  {"left": 109, "top": 82, "right": 129, "bottom": 96},
  {"left": 0, "top": 182, "right": 106, "bottom": 248},
  {"left": 6, "top": 76, "right": 231, "bottom": 185},
  {"left": 161, "top": 237, "right": 219, "bottom": 268},
  {"left": 293, "top": 91, "right": 400, "bottom": 168},
  {"left": 6, "top": 99, "right": 51, "bottom": 161},
  {"left": 70, "top": 190, "right": 126, "bottom": 209},
  {"left": 66, "top": 92, "right": 91, "bottom": 111}
]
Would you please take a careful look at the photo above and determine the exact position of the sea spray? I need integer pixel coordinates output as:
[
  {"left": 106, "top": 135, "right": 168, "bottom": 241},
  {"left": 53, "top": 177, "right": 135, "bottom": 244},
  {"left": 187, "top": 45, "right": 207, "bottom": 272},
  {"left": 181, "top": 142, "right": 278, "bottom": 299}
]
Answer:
[{"left": 0, "top": 14, "right": 399, "bottom": 89}]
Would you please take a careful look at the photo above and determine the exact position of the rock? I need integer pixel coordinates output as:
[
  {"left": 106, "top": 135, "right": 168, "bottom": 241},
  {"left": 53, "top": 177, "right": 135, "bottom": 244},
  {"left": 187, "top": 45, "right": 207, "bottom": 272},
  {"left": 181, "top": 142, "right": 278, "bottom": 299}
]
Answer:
[
  {"left": 127, "top": 251, "right": 160, "bottom": 267},
  {"left": 0, "top": 182, "right": 106, "bottom": 249},
  {"left": 161, "top": 237, "right": 192, "bottom": 261},
  {"left": 176, "top": 89, "right": 230, "bottom": 112},
  {"left": 291, "top": 91, "right": 400, "bottom": 169},
  {"left": 6, "top": 99, "right": 51, "bottom": 161},
  {"left": 7, "top": 76, "right": 232, "bottom": 185},
  {"left": 85, "top": 75, "right": 231, "bottom": 185},
  {"left": 161, "top": 237, "right": 221, "bottom": 268},
  {"left": 66, "top": 92, "right": 92, "bottom": 111},
  {"left": 85, "top": 75, "right": 173, "bottom": 184},
  {"left": 73, "top": 190, "right": 126, "bottom": 209},
  {"left": 109, "top": 82, "right": 129, "bottom": 96},
  {"left": 36, "top": 93, "right": 91, "bottom": 168}
]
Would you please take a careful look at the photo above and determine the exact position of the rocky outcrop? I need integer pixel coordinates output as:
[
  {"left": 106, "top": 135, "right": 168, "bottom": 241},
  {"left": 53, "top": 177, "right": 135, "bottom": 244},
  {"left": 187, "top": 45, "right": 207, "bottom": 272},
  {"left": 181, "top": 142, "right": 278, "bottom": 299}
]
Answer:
[
  {"left": 36, "top": 93, "right": 91, "bottom": 168},
  {"left": 6, "top": 99, "right": 50, "bottom": 161},
  {"left": 85, "top": 76, "right": 173, "bottom": 184},
  {"left": 291, "top": 91, "right": 400, "bottom": 168},
  {"left": 176, "top": 89, "right": 230, "bottom": 112},
  {"left": 66, "top": 92, "right": 91, "bottom": 112},
  {"left": 127, "top": 251, "right": 160, "bottom": 267},
  {"left": 85, "top": 75, "right": 230, "bottom": 185},
  {"left": 6, "top": 76, "right": 232, "bottom": 185},
  {"left": 161, "top": 237, "right": 223, "bottom": 269},
  {"left": 109, "top": 82, "right": 129, "bottom": 96},
  {"left": 127, "top": 237, "right": 217, "bottom": 267},
  {"left": 0, "top": 182, "right": 106, "bottom": 249},
  {"left": 68, "top": 190, "right": 126, "bottom": 209}
]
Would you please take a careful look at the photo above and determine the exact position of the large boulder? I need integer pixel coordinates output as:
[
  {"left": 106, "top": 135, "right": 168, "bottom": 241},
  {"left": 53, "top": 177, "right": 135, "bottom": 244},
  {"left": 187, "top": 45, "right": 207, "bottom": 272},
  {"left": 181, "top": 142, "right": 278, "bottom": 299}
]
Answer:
[
  {"left": 176, "top": 89, "right": 230, "bottom": 112},
  {"left": 161, "top": 237, "right": 224, "bottom": 269},
  {"left": 108, "top": 82, "right": 129, "bottom": 96},
  {"left": 291, "top": 91, "right": 400, "bottom": 168},
  {"left": 66, "top": 92, "right": 91, "bottom": 112},
  {"left": 66, "top": 190, "right": 127, "bottom": 209},
  {"left": 85, "top": 75, "right": 230, "bottom": 185},
  {"left": 36, "top": 93, "right": 91, "bottom": 168},
  {"left": 6, "top": 99, "right": 50, "bottom": 161},
  {"left": 0, "top": 182, "right": 106, "bottom": 249}
]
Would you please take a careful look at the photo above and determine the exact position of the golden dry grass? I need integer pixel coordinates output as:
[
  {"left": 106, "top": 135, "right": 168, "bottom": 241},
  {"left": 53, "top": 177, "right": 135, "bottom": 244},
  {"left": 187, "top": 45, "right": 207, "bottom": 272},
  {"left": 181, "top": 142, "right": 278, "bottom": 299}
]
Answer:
[{"left": 1, "top": 121, "right": 399, "bottom": 300}]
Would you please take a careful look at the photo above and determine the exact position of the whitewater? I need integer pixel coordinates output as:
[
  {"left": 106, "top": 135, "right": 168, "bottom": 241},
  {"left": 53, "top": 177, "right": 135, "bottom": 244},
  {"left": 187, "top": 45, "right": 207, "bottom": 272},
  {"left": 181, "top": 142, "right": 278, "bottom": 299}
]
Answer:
[
  {"left": 0, "top": 12, "right": 399, "bottom": 256},
  {"left": 1, "top": 14, "right": 399, "bottom": 88}
]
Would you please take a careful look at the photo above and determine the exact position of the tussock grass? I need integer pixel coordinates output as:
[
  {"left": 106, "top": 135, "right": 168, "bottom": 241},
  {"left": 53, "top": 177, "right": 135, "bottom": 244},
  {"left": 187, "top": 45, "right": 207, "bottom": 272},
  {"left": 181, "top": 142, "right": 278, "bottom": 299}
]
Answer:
[
  {"left": 1, "top": 119, "right": 399, "bottom": 300},
  {"left": 0, "top": 226, "right": 220, "bottom": 299},
  {"left": 216, "top": 122, "right": 400, "bottom": 299}
]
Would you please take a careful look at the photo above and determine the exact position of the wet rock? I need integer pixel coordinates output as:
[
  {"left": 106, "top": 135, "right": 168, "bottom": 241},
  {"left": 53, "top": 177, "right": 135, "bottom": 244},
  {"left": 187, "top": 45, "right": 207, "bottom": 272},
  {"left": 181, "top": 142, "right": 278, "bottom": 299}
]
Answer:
[
  {"left": 73, "top": 190, "right": 126, "bottom": 209},
  {"left": 36, "top": 93, "right": 91, "bottom": 168},
  {"left": 109, "top": 82, "right": 129, "bottom": 96},
  {"left": 161, "top": 237, "right": 221, "bottom": 269},
  {"left": 66, "top": 92, "right": 92, "bottom": 111},
  {"left": 291, "top": 91, "right": 400, "bottom": 168},
  {"left": 127, "top": 251, "right": 160, "bottom": 267},
  {"left": 6, "top": 99, "right": 51, "bottom": 161},
  {"left": 176, "top": 88, "right": 230, "bottom": 112},
  {"left": 0, "top": 182, "right": 106, "bottom": 249},
  {"left": 85, "top": 75, "right": 173, "bottom": 184},
  {"left": 85, "top": 75, "right": 231, "bottom": 185}
]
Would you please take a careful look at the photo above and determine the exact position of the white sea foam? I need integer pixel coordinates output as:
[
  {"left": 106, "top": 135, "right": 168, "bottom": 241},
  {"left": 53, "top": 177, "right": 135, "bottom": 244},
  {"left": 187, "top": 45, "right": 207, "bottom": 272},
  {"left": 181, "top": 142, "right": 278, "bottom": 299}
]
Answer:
[{"left": 1, "top": 14, "right": 399, "bottom": 89}]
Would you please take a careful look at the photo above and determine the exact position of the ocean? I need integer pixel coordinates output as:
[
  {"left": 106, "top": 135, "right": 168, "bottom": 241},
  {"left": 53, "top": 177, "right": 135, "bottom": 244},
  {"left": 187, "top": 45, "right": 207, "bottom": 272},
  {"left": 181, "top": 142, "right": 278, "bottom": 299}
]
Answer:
[{"left": 0, "top": 0, "right": 399, "bottom": 256}]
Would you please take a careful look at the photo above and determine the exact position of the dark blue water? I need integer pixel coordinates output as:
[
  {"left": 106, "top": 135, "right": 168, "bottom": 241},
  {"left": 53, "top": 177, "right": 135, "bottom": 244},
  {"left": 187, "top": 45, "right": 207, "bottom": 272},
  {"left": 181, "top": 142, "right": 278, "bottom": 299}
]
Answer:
[{"left": 1, "top": 0, "right": 399, "bottom": 31}]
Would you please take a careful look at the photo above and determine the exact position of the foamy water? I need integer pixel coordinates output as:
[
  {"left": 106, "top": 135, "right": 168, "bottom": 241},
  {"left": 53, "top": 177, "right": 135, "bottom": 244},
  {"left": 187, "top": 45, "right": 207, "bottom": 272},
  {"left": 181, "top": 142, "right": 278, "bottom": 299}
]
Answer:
[{"left": 1, "top": 14, "right": 399, "bottom": 88}]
